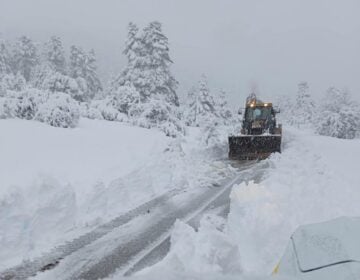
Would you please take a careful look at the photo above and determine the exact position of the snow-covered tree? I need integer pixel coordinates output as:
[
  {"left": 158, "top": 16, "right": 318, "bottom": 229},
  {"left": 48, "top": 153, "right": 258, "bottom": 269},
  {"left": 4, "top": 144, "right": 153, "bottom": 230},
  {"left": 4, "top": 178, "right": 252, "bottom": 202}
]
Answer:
[
  {"left": 84, "top": 49, "right": 102, "bottom": 99},
  {"left": 113, "top": 21, "right": 179, "bottom": 106},
  {"left": 105, "top": 21, "right": 183, "bottom": 136},
  {"left": 274, "top": 94, "right": 293, "bottom": 124},
  {"left": 15, "top": 88, "right": 48, "bottom": 120},
  {"left": 183, "top": 85, "right": 196, "bottom": 125},
  {"left": 289, "top": 81, "right": 316, "bottom": 127},
  {"left": 87, "top": 82, "right": 140, "bottom": 121},
  {"left": 35, "top": 92, "right": 80, "bottom": 128},
  {"left": 69, "top": 45, "right": 86, "bottom": 78},
  {"left": 114, "top": 82, "right": 140, "bottom": 114},
  {"left": 13, "top": 36, "right": 39, "bottom": 81},
  {"left": 44, "top": 36, "right": 66, "bottom": 73},
  {"left": 32, "top": 37, "right": 68, "bottom": 95},
  {"left": 140, "top": 21, "right": 179, "bottom": 105},
  {"left": 79, "top": 102, "right": 103, "bottom": 120},
  {"left": 106, "top": 22, "right": 142, "bottom": 110},
  {"left": 0, "top": 73, "right": 26, "bottom": 96},
  {"left": 316, "top": 87, "right": 360, "bottom": 139},
  {"left": 32, "top": 66, "right": 84, "bottom": 99},
  {"left": 107, "top": 22, "right": 141, "bottom": 95},
  {"left": 69, "top": 45, "right": 102, "bottom": 101},
  {"left": 124, "top": 22, "right": 141, "bottom": 65},
  {"left": 216, "top": 89, "right": 233, "bottom": 124},
  {"left": 88, "top": 97, "right": 128, "bottom": 122},
  {"left": 185, "top": 75, "right": 218, "bottom": 126},
  {"left": 0, "top": 88, "right": 47, "bottom": 120},
  {"left": 0, "top": 40, "right": 11, "bottom": 77},
  {"left": 0, "top": 96, "right": 17, "bottom": 119},
  {"left": 69, "top": 45, "right": 88, "bottom": 101},
  {"left": 129, "top": 97, "right": 184, "bottom": 137}
]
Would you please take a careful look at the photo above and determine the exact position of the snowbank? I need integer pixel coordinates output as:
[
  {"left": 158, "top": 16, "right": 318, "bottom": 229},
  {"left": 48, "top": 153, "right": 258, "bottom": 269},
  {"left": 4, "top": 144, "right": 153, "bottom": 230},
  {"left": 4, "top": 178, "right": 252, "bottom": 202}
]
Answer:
[
  {"left": 124, "top": 216, "right": 291, "bottom": 280},
  {"left": 0, "top": 118, "right": 168, "bottom": 193},
  {"left": 0, "top": 118, "right": 234, "bottom": 270},
  {"left": 141, "top": 126, "right": 360, "bottom": 279},
  {"left": 228, "top": 127, "right": 360, "bottom": 274},
  {"left": 0, "top": 118, "right": 169, "bottom": 268},
  {"left": 127, "top": 216, "right": 289, "bottom": 280},
  {"left": 140, "top": 215, "right": 242, "bottom": 276}
]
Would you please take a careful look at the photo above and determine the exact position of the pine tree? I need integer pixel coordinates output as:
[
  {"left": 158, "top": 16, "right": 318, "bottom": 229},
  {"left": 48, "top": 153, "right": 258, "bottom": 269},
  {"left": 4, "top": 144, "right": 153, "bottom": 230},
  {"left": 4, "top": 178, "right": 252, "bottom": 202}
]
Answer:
[
  {"left": 69, "top": 45, "right": 87, "bottom": 79},
  {"left": 13, "top": 36, "right": 39, "bottom": 81},
  {"left": 104, "top": 22, "right": 183, "bottom": 136},
  {"left": 32, "top": 36, "right": 66, "bottom": 93},
  {"left": 274, "top": 94, "right": 293, "bottom": 124},
  {"left": 184, "top": 86, "right": 197, "bottom": 126},
  {"left": 186, "top": 75, "right": 217, "bottom": 126},
  {"left": 69, "top": 45, "right": 102, "bottom": 101},
  {"left": 113, "top": 22, "right": 179, "bottom": 105},
  {"left": 185, "top": 85, "right": 200, "bottom": 126},
  {"left": 317, "top": 87, "right": 360, "bottom": 139},
  {"left": 216, "top": 89, "right": 233, "bottom": 123},
  {"left": 84, "top": 49, "right": 102, "bottom": 99},
  {"left": 141, "top": 21, "right": 179, "bottom": 106},
  {"left": 290, "top": 81, "right": 316, "bottom": 127},
  {"left": 108, "top": 22, "right": 141, "bottom": 94},
  {"left": 296, "top": 82, "right": 311, "bottom": 106},
  {"left": 0, "top": 40, "right": 11, "bottom": 77},
  {"left": 44, "top": 36, "right": 66, "bottom": 73},
  {"left": 124, "top": 22, "right": 141, "bottom": 65}
]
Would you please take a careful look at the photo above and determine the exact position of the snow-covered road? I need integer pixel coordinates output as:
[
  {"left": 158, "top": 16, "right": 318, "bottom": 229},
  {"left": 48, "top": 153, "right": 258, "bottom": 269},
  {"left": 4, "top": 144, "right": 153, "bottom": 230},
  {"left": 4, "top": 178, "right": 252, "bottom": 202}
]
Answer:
[{"left": 0, "top": 161, "right": 266, "bottom": 280}]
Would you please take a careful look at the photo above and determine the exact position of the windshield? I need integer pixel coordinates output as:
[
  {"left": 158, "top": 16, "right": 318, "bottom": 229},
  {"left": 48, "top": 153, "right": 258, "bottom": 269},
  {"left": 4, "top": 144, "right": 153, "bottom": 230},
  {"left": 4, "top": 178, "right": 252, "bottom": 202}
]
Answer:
[{"left": 246, "top": 107, "right": 272, "bottom": 120}]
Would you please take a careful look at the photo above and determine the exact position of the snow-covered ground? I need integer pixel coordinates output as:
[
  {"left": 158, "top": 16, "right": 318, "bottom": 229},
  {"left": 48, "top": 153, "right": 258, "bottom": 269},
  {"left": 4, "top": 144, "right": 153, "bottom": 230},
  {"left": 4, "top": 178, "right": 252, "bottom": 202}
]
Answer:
[
  {"left": 2, "top": 119, "right": 360, "bottom": 280},
  {"left": 228, "top": 127, "right": 360, "bottom": 275},
  {"left": 0, "top": 118, "right": 235, "bottom": 271},
  {"left": 134, "top": 126, "right": 360, "bottom": 279},
  {"left": 0, "top": 118, "right": 163, "bottom": 268}
]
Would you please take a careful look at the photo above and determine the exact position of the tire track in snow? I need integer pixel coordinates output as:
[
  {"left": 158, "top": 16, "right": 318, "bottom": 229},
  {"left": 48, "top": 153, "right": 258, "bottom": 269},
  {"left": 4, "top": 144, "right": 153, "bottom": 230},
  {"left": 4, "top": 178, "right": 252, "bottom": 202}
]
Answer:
[
  {"left": 0, "top": 161, "right": 264, "bottom": 280},
  {"left": 123, "top": 162, "right": 267, "bottom": 277},
  {"left": 72, "top": 162, "right": 264, "bottom": 279},
  {"left": 0, "top": 188, "right": 184, "bottom": 280}
]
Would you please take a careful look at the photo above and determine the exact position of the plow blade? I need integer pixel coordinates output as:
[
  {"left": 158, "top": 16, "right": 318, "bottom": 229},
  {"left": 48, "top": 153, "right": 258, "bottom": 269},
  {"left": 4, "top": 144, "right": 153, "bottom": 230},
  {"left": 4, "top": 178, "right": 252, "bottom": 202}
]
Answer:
[{"left": 228, "top": 135, "right": 281, "bottom": 160}]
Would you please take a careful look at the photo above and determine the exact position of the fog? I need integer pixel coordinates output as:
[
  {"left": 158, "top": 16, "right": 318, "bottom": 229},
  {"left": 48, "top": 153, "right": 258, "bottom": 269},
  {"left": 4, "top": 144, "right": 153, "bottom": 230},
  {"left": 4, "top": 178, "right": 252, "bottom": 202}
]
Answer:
[{"left": 1, "top": 0, "right": 359, "bottom": 104}]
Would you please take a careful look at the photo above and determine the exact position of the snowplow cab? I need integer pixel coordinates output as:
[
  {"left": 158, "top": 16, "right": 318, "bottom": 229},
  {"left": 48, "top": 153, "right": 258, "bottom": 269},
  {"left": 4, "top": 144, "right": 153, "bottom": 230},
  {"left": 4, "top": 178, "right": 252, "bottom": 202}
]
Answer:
[
  {"left": 241, "top": 100, "right": 279, "bottom": 135},
  {"left": 228, "top": 95, "right": 282, "bottom": 160}
]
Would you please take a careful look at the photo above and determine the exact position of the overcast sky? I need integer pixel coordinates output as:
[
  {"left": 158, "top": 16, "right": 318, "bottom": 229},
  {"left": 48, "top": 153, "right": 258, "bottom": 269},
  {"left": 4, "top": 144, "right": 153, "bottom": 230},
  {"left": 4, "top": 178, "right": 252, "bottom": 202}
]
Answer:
[{"left": 1, "top": 0, "right": 359, "bottom": 104}]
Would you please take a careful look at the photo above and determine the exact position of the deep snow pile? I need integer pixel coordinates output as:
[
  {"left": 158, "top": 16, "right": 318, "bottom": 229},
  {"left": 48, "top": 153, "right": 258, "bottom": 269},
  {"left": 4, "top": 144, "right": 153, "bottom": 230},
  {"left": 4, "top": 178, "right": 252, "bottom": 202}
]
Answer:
[
  {"left": 138, "top": 126, "right": 360, "bottom": 279},
  {"left": 228, "top": 127, "right": 360, "bottom": 274},
  {"left": 123, "top": 216, "right": 289, "bottom": 280},
  {"left": 0, "top": 118, "right": 233, "bottom": 270},
  {"left": 132, "top": 214, "right": 243, "bottom": 278},
  {"left": 0, "top": 118, "right": 169, "bottom": 269}
]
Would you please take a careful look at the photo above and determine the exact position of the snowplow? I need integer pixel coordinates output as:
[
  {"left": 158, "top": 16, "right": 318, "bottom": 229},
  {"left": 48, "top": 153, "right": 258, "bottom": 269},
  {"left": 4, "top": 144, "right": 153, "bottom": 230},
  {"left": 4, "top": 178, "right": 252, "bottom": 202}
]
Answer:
[{"left": 228, "top": 95, "right": 282, "bottom": 160}]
